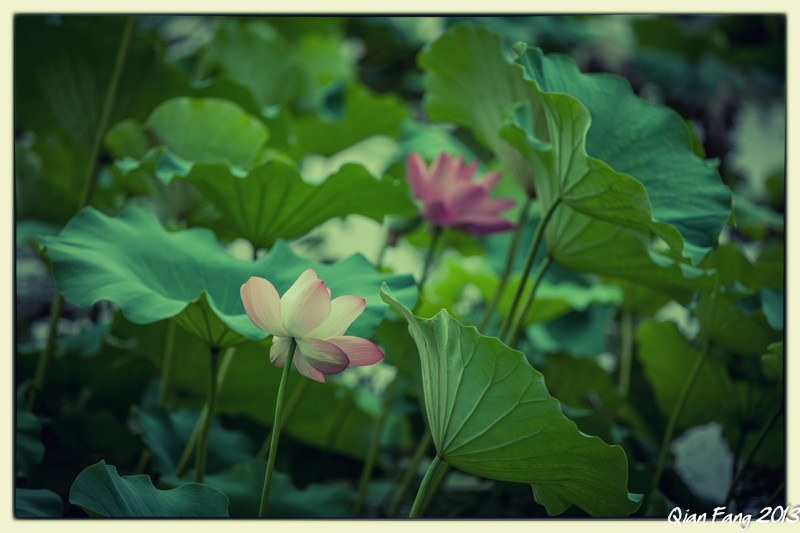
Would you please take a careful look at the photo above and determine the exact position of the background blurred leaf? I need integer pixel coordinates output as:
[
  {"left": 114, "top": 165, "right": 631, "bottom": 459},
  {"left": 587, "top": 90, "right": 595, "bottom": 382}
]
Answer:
[
  {"left": 15, "top": 488, "right": 63, "bottom": 518},
  {"left": 69, "top": 460, "right": 230, "bottom": 517},
  {"left": 381, "top": 285, "right": 641, "bottom": 517}
]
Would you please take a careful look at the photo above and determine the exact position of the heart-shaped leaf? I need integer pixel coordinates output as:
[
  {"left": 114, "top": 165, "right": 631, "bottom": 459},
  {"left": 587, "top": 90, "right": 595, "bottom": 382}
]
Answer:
[
  {"left": 38, "top": 207, "right": 417, "bottom": 349},
  {"left": 69, "top": 460, "right": 230, "bottom": 517},
  {"left": 380, "top": 285, "right": 641, "bottom": 517}
]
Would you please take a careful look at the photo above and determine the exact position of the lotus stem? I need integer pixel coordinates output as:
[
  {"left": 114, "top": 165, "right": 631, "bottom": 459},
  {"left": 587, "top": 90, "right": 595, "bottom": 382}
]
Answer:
[
  {"left": 194, "top": 346, "right": 220, "bottom": 483},
  {"left": 618, "top": 286, "right": 636, "bottom": 395},
  {"left": 175, "top": 347, "right": 237, "bottom": 478},
  {"left": 409, "top": 455, "right": 443, "bottom": 518},
  {"left": 419, "top": 461, "right": 451, "bottom": 516},
  {"left": 724, "top": 405, "right": 783, "bottom": 506},
  {"left": 418, "top": 225, "right": 443, "bottom": 293},
  {"left": 259, "top": 337, "right": 298, "bottom": 517},
  {"left": 498, "top": 198, "right": 560, "bottom": 342},
  {"left": 388, "top": 427, "right": 433, "bottom": 517},
  {"left": 158, "top": 320, "right": 177, "bottom": 406},
  {"left": 477, "top": 195, "right": 534, "bottom": 332},
  {"left": 649, "top": 341, "right": 710, "bottom": 498},
  {"left": 353, "top": 349, "right": 404, "bottom": 516},
  {"left": 28, "top": 17, "right": 136, "bottom": 413},
  {"left": 256, "top": 378, "right": 310, "bottom": 460},
  {"left": 505, "top": 255, "right": 551, "bottom": 346}
]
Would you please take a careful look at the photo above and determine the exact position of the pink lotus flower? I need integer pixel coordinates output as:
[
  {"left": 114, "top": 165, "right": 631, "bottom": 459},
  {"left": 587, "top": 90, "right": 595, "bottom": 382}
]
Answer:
[
  {"left": 240, "top": 270, "right": 384, "bottom": 383},
  {"left": 406, "top": 152, "right": 516, "bottom": 235}
]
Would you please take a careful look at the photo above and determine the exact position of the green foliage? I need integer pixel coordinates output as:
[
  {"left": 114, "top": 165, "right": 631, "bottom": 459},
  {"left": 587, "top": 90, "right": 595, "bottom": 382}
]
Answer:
[
  {"left": 15, "top": 488, "right": 63, "bottom": 518},
  {"left": 381, "top": 286, "right": 642, "bottom": 517},
  {"left": 69, "top": 461, "right": 230, "bottom": 517}
]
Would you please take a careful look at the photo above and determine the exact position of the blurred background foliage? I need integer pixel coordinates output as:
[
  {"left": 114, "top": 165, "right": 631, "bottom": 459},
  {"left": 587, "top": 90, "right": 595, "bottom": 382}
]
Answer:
[{"left": 15, "top": 14, "right": 785, "bottom": 518}]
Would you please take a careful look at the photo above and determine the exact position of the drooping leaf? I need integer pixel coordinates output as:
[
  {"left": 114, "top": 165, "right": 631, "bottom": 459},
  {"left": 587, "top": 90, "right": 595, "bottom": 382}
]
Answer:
[
  {"left": 512, "top": 44, "right": 731, "bottom": 261},
  {"left": 380, "top": 285, "right": 641, "bottom": 517},
  {"left": 160, "top": 461, "right": 354, "bottom": 517},
  {"left": 15, "top": 488, "right": 63, "bottom": 518},
  {"left": 69, "top": 460, "right": 230, "bottom": 517},
  {"left": 295, "top": 83, "right": 407, "bottom": 156},
  {"left": 38, "top": 207, "right": 417, "bottom": 349}
]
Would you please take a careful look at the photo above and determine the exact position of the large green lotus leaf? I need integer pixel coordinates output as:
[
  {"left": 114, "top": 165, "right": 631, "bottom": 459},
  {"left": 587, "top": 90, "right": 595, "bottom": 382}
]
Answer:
[
  {"left": 418, "top": 23, "right": 539, "bottom": 196},
  {"left": 38, "top": 207, "right": 417, "bottom": 349},
  {"left": 636, "top": 321, "right": 781, "bottom": 448},
  {"left": 512, "top": 44, "right": 731, "bottom": 262},
  {"left": 178, "top": 159, "right": 416, "bottom": 250},
  {"left": 380, "top": 286, "right": 641, "bottom": 517},
  {"left": 294, "top": 83, "right": 407, "bottom": 156},
  {"left": 295, "top": 33, "right": 357, "bottom": 112},
  {"left": 69, "top": 460, "right": 229, "bottom": 517},
  {"left": 145, "top": 97, "right": 269, "bottom": 169},
  {"left": 15, "top": 488, "right": 63, "bottom": 518},
  {"left": 696, "top": 242, "right": 784, "bottom": 291},
  {"left": 160, "top": 461, "right": 353, "bottom": 517}
]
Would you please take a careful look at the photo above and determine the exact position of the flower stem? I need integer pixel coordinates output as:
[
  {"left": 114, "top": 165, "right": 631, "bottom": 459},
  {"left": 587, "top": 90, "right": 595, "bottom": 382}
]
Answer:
[
  {"left": 259, "top": 338, "right": 298, "bottom": 517},
  {"left": 256, "top": 378, "right": 310, "bottom": 460},
  {"left": 409, "top": 455, "right": 443, "bottom": 518},
  {"left": 505, "top": 255, "right": 551, "bottom": 346},
  {"left": 477, "top": 195, "right": 534, "bottom": 332},
  {"left": 353, "top": 351, "right": 404, "bottom": 516},
  {"left": 497, "top": 198, "right": 560, "bottom": 342},
  {"left": 418, "top": 461, "right": 450, "bottom": 516},
  {"left": 418, "top": 225, "right": 443, "bottom": 293},
  {"left": 649, "top": 341, "right": 710, "bottom": 498},
  {"left": 388, "top": 427, "right": 433, "bottom": 517},
  {"left": 27, "top": 17, "right": 136, "bottom": 413},
  {"left": 175, "top": 347, "right": 237, "bottom": 478},
  {"left": 724, "top": 405, "right": 782, "bottom": 506},
  {"left": 194, "top": 346, "right": 220, "bottom": 483},
  {"left": 618, "top": 286, "right": 636, "bottom": 395},
  {"left": 158, "top": 320, "right": 177, "bottom": 406}
]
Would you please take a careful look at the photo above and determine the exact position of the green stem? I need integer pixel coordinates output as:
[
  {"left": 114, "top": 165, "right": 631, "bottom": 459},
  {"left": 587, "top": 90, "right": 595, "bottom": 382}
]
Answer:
[
  {"left": 26, "top": 293, "right": 63, "bottom": 411},
  {"left": 497, "top": 199, "right": 560, "bottom": 342},
  {"left": 133, "top": 448, "right": 152, "bottom": 475},
  {"left": 80, "top": 16, "right": 136, "bottom": 208},
  {"left": 505, "top": 255, "right": 552, "bottom": 346},
  {"left": 618, "top": 286, "right": 636, "bottom": 395},
  {"left": 158, "top": 320, "right": 177, "bottom": 406},
  {"left": 353, "top": 352, "right": 404, "bottom": 516},
  {"left": 649, "top": 341, "right": 710, "bottom": 498},
  {"left": 259, "top": 338, "right": 297, "bottom": 517},
  {"left": 409, "top": 455, "right": 443, "bottom": 518},
  {"left": 419, "top": 461, "right": 450, "bottom": 516},
  {"left": 256, "top": 378, "right": 310, "bottom": 460},
  {"left": 724, "top": 406, "right": 782, "bottom": 505},
  {"left": 194, "top": 346, "right": 220, "bottom": 483},
  {"left": 388, "top": 428, "right": 433, "bottom": 517},
  {"left": 175, "top": 347, "right": 237, "bottom": 478},
  {"left": 763, "top": 480, "right": 785, "bottom": 508},
  {"left": 477, "top": 195, "right": 534, "bottom": 332},
  {"left": 418, "top": 226, "right": 443, "bottom": 293},
  {"left": 27, "top": 18, "right": 136, "bottom": 413},
  {"left": 375, "top": 219, "right": 391, "bottom": 270}
]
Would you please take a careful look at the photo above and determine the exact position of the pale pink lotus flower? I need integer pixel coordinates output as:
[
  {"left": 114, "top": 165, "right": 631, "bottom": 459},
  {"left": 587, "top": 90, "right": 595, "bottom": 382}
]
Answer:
[
  {"left": 240, "top": 269, "right": 384, "bottom": 383},
  {"left": 406, "top": 152, "right": 516, "bottom": 235}
]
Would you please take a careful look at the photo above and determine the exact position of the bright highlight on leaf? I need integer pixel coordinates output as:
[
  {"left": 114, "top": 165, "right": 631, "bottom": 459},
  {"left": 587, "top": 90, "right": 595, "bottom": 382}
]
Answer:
[
  {"left": 406, "top": 151, "right": 516, "bottom": 236},
  {"left": 380, "top": 285, "right": 642, "bottom": 517},
  {"left": 241, "top": 270, "right": 384, "bottom": 382}
]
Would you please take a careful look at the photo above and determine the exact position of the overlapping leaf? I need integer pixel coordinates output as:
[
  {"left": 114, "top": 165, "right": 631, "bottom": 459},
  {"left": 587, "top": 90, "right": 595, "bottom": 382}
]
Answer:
[
  {"left": 69, "top": 460, "right": 230, "bottom": 517},
  {"left": 380, "top": 286, "right": 641, "bottom": 517},
  {"left": 15, "top": 488, "right": 63, "bottom": 518},
  {"left": 38, "top": 207, "right": 417, "bottom": 348}
]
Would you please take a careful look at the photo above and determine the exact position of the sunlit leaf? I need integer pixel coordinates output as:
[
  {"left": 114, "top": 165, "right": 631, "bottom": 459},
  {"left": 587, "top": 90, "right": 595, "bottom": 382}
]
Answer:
[
  {"left": 69, "top": 460, "right": 230, "bottom": 517},
  {"left": 380, "top": 285, "right": 641, "bottom": 517},
  {"left": 38, "top": 207, "right": 417, "bottom": 348}
]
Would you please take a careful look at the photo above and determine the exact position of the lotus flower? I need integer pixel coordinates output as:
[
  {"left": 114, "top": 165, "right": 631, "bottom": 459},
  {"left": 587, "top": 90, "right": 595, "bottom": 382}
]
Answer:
[
  {"left": 406, "top": 152, "right": 516, "bottom": 235},
  {"left": 240, "top": 270, "right": 384, "bottom": 382}
]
